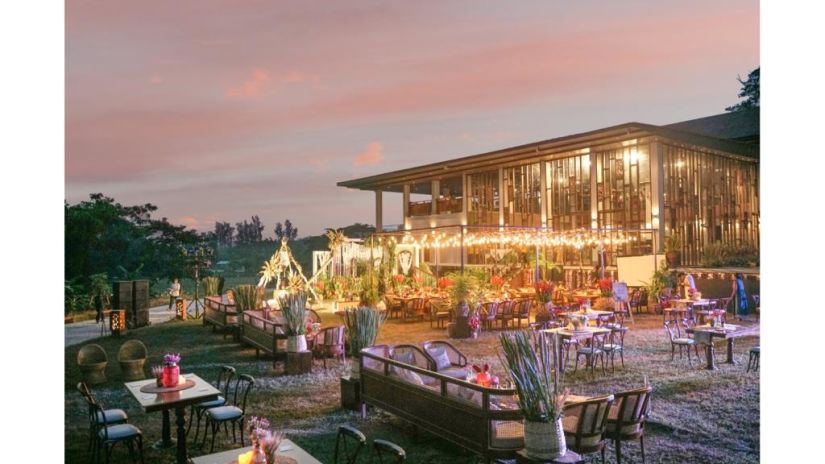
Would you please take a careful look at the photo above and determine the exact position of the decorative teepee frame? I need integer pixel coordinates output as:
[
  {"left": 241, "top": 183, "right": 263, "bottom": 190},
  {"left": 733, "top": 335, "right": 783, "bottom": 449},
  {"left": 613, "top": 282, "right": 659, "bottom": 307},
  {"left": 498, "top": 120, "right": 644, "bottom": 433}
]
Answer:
[{"left": 258, "top": 237, "right": 320, "bottom": 303}]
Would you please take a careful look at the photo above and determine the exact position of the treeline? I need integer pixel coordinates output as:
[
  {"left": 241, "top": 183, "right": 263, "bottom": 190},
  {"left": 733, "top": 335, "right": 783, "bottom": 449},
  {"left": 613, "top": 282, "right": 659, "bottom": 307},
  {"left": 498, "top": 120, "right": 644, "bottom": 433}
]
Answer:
[{"left": 65, "top": 193, "right": 374, "bottom": 312}]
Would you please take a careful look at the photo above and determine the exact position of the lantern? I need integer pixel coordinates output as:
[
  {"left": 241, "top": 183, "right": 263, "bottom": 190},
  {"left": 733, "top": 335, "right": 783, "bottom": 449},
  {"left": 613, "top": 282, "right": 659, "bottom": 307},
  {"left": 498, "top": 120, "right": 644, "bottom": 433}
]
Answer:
[
  {"left": 110, "top": 309, "right": 126, "bottom": 335},
  {"left": 175, "top": 298, "right": 187, "bottom": 320}
]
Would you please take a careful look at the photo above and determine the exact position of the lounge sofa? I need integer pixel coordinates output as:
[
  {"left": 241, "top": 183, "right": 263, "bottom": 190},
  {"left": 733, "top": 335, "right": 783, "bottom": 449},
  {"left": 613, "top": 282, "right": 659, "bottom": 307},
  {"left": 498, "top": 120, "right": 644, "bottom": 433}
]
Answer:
[
  {"left": 240, "top": 308, "right": 321, "bottom": 366},
  {"left": 359, "top": 345, "right": 524, "bottom": 463}
]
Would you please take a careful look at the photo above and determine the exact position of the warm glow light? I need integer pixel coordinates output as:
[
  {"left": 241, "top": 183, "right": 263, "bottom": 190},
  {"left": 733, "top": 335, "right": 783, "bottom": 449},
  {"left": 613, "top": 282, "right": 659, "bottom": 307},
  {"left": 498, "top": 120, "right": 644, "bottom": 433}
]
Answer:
[
  {"left": 629, "top": 149, "right": 639, "bottom": 163},
  {"left": 676, "top": 160, "right": 685, "bottom": 168}
]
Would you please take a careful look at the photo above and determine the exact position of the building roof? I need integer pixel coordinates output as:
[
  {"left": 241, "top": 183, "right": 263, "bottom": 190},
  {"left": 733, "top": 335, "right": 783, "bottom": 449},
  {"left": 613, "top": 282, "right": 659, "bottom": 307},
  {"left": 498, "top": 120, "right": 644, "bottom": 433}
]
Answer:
[
  {"left": 339, "top": 115, "right": 760, "bottom": 192},
  {"left": 664, "top": 108, "right": 759, "bottom": 143}
]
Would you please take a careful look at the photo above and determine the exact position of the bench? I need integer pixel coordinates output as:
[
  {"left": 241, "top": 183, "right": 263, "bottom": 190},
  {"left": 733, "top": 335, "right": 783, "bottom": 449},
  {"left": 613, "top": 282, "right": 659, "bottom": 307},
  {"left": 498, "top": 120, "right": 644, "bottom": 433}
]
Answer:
[
  {"left": 240, "top": 309, "right": 321, "bottom": 367},
  {"left": 359, "top": 346, "right": 524, "bottom": 463},
  {"left": 203, "top": 296, "right": 240, "bottom": 339}
]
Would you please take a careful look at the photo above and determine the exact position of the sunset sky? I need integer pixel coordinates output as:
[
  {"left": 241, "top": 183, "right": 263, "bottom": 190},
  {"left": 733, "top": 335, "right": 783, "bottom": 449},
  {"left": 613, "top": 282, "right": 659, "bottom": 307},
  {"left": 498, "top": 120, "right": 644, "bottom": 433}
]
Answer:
[{"left": 66, "top": 0, "right": 759, "bottom": 237}]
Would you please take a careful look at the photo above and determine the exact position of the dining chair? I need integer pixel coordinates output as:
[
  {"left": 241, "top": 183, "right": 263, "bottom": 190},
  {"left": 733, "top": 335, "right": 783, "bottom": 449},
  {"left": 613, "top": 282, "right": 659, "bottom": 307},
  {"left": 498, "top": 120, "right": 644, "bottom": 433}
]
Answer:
[
  {"left": 188, "top": 365, "right": 235, "bottom": 444},
  {"left": 404, "top": 298, "right": 427, "bottom": 322},
  {"left": 203, "top": 374, "right": 255, "bottom": 452},
  {"left": 313, "top": 325, "right": 346, "bottom": 368},
  {"left": 574, "top": 331, "right": 607, "bottom": 375},
  {"left": 496, "top": 300, "right": 516, "bottom": 329},
  {"left": 429, "top": 299, "right": 451, "bottom": 329},
  {"left": 333, "top": 425, "right": 367, "bottom": 464},
  {"left": 514, "top": 299, "right": 532, "bottom": 328},
  {"left": 90, "top": 402, "right": 144, "bottom": 464},
  {"left": 603, "top": 327, "right": 628, "bottom": 372},
  {"left": 372, "top": 439, "right": 406, "bottom": 463},
  {"left": 663, "top": 320, "right": 699, "bottom": 367},
  {"left": 78, "top": 382, "right": 129, "bottom": 453},
  {"left": 480, "top": 302, "right": 498, "bottom": 330},
  {"left": 605, "top": 386, "right": 652, "bottom": 464},
  {"left": 563, "top": 395, "right": 614, "bottom": 464},
  {"left": 747, "top": 346, "right": 760, "bottom": 372}
]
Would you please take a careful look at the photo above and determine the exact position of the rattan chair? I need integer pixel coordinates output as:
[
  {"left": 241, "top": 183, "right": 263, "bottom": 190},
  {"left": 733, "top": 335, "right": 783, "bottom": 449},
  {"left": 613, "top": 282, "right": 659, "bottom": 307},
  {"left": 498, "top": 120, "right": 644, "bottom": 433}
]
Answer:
[
  {"left": 496, "top": 300, "right": 516, "bottom": 329},
  {"left": 372, "top": 439, "right": 406, "bottom": 463},
  {"left": 333, "top": 425, "right": 366, "bottom": 464},
  {"left": 429, "top": 299, "right": 451, "bottom": 329},
  {"left": 480, "top": 302, "right": 498, "bottom": 330},
  {"left": 422, "top": 340, "right": 468, "bottom": 379},
  {"left": 90, "top": 402, "right": 144, "bottom": 464},
  {"left": 203, "top": 374, "right": 255, "bottom": 452},
  {"left": 747, "top": 346, "right": 760, "bottom": 372},
  {"left": 664, "top": 320, "right": 699, "bottom": 366},
  {"left": 313, "top": 325, "right": 346, "bottom": 368},
  {"left": 117, "top": 340, "right": 147, "bottom": 381},
  {"left": 78, "top": 344, "right": 108, "bottom": 385},
  {"left": 563, "top": 395, "right": 614, "bottom": 463},
  {"left": 188, "top": 365, "right": 235, "bottom": 444},
  {"left": 78, "top": 382, "right": 129, "bottom": 453},
  {"left": 606, "top": 386, "right": 652, "bottom": 464},
  {"left": 384, "top": 295, "right": 403, "bottom": 319}
]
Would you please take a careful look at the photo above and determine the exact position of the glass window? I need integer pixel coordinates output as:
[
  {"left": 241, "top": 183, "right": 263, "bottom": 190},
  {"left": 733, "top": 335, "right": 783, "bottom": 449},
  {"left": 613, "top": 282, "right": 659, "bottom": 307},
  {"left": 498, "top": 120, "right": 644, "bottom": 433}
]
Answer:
[
  {"left": 467, "top": 170, "right": 500, "bottom": 225},
  {"left": 547, "top": 154, "right": 590, "bottom": 231},
  {"left": 502, "top": 163, "right": 541, "bottom": 227}
]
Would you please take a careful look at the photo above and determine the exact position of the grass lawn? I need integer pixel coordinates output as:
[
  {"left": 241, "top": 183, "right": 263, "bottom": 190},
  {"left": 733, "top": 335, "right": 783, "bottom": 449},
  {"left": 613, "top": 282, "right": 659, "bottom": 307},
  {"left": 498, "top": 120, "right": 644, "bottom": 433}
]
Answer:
[{"left": 65, "top": 311, "right": 759, "bottom": 463}]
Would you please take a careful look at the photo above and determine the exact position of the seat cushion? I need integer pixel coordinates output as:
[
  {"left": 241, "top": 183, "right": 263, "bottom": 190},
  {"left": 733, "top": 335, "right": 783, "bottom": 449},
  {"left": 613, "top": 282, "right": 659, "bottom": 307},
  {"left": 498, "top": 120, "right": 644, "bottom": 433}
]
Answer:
[
  {"left": 206, "top": 405, "right": 243, "bottom": 421},
  {"left": 577, "top": 347, "right": 602, "bottom": 355},
  {"left": 602, "top": 344, "right": 622, "bottom": 351},
  {"left": 439, "top": 366, "right": 470, "bottom": 379},
  {"left": 673, "top": 338, "right": 694, "bottom": 345},
  {"left": 98, "top": 424, "right": 141, "bottom": 441},
  {"left": 196, "top": 396, "right": 225, "bottom": 409},
  {"left": 95, "top": 408, "right": 128, "bottom": 424}
]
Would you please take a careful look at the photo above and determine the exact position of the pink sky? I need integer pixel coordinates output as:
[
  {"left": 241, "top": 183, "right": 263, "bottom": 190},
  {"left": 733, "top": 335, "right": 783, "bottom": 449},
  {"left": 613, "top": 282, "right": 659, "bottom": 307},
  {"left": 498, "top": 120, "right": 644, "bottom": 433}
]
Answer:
[{"left": 66, "top": 0, "right": 759, "bottom": 236}]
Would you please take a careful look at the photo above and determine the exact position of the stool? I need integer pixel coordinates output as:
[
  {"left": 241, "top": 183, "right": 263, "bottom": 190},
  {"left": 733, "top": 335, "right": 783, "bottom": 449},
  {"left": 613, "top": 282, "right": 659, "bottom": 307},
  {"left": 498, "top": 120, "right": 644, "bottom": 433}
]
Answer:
[{"left": 747, "top": 346, "right": 760, "bottom": 372}]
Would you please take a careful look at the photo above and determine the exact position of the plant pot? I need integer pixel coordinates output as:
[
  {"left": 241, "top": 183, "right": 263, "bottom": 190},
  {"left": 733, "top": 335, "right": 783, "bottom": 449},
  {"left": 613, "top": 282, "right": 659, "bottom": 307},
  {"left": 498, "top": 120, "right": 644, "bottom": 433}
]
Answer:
[
  {"left": 524, "top": 419, "right": 566, "bottom": 460},
  {"left": 286, "top": 335, "right": 307, "bottom": 353},
  {"left": 162, "top": 364, "right": 180, "bottom": 388},
  {"left": 351, "top": 356, "right": 361, "bottom": 379}
]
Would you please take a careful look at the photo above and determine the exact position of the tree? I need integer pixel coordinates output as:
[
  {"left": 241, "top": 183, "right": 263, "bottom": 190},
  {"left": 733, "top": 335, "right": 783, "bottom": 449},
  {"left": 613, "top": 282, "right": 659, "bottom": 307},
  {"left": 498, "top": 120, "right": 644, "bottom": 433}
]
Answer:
[
  {"left": 274, "top": 219, "right": 299, "bottom": 241},
  {"left": 213, "top": 221, "right": 235, "bottom": 246},
  {"left": 726, "top": 67, "right": 759, "bottom": 112},
  {"left": 235, "top": 215, "right": 265, "bottom": 244}
]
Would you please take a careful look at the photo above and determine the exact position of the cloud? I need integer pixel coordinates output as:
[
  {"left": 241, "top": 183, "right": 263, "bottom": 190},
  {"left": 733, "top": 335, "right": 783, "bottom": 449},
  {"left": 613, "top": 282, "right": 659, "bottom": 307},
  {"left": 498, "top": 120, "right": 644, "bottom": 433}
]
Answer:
[
  {"left": 149, "top": 74, "right": 163, "bottom": 84},
  {"left": 353, "top": 142, "right": 384, "bottom": 167},
  {"left": 227, "top": 68, "right": 272, "bottom": 98}
]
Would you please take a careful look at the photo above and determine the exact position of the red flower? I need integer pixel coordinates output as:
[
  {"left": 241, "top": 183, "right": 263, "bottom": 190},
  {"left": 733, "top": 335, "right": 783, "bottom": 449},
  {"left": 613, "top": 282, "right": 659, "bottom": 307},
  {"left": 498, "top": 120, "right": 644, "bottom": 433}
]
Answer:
[
  {"left": 490, "top": 275, "right": 505, "bottom": 288},
  {"left": 393, "top": 274, "right": 405, "bottom": 284},
  {"left": 437, "top": 277, "right": 454, "bottom": 289}
]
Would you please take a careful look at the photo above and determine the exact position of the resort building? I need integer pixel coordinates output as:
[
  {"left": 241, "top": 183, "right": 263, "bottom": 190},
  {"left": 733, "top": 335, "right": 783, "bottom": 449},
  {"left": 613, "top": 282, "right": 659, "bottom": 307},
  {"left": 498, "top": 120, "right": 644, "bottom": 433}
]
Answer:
[{"left": 338, "top": 109, "right": 759, "bottom": 285}]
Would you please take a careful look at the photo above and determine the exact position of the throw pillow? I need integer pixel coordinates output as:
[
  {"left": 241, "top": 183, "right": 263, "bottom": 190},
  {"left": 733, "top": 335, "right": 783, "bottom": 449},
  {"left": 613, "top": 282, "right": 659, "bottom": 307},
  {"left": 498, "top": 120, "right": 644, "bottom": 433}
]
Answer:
[{"left": 431, "top": 348, "right": 452, "bottom": 371}]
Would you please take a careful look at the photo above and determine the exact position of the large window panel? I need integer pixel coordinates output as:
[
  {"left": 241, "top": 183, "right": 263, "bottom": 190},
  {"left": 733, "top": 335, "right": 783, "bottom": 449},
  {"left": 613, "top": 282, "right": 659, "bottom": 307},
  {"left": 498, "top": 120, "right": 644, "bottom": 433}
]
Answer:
[
  {"left": 503, "top": 163, "right": 541, "bottom": 227},
  {"left": 547, "top": 154, "right": 590, "bottom": 231}
]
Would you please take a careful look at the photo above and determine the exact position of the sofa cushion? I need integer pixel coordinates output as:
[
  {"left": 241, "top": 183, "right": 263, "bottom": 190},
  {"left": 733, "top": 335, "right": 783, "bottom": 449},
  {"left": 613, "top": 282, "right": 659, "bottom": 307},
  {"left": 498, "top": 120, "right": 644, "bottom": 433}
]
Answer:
[
  {"left": 393, "top": 350, "right": 415, "bottom": 365},
  {"left": 430, "top": 348, "right": 452, "bottom": 371},
  {"left": 440, "top": 367, "right": 469, "bottom": 379},
  {"left": 390, "top": 367, "right": 425, "bottom": 386}
]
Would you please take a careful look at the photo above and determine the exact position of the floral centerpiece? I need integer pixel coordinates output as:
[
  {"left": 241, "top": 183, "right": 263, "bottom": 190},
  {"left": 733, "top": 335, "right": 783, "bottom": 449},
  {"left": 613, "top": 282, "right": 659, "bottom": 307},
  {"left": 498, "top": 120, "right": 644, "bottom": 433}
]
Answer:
[
  {"left": 437, "top": 276, "right": 454, "bottom": 292},
  {"left": 535, "top": 281, "right": 555, "bottom": 304},
  {"left": 490, "top": 275, "right": 505, "bottom": 293},
  {"left": 238, "top": 416, "right": 283, "bottom": 464},
  {"left": 598, "top": 278, "right": 613, "bottom": 297},
  {"left": 468, "top": 311, "right": 480, "bottom": 338},
  {"left": 162, "top": 353, "right": 181, "bottom": 387}
]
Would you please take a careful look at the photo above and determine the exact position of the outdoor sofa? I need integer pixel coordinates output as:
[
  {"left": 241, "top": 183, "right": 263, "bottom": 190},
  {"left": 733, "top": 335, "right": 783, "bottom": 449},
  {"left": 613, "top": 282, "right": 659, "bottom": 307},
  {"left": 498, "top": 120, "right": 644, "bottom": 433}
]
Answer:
[{"left": 240, "top": 308, "right": 321, "bottom": 365}]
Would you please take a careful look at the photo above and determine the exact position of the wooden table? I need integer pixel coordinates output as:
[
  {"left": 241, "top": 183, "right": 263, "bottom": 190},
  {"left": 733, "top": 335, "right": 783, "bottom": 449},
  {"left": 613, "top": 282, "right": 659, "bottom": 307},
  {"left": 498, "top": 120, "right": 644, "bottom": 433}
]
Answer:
[
  {"left": 558, "top": 310, "right": 613, "bottom": 324},
  {"left": 125, "top": 373, "right": 221, "bottom": 464},
  {"left": 687, "top": 323, "right": 760, "bottom": 370},
  {"left": 190, "top": 439, "right": 322, "bottom": 464}
]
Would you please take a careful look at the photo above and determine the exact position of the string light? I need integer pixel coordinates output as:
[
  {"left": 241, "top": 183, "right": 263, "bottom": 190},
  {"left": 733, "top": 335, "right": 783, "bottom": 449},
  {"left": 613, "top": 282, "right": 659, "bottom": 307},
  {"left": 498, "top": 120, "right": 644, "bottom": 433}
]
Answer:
[{"left": 382, "top": 227, "right": 637, "bottom": 250}]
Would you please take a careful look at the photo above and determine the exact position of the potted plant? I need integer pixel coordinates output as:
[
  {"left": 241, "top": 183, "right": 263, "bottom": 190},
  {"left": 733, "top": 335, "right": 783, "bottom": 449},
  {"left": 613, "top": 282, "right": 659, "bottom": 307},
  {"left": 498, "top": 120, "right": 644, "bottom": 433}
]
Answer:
[
  {"left": 234, "top": 285, "right": 261, "bottom": 313},
  {"left": 665, "top": 234, "right": 681, "bottom": 268},
  {"left": 446, "top": 274, "right": 479, "bottom": 339},
  {"left": 499, "top": 331, "right": 568, "bottom": 460},
  {"left": 534, "top": 280, "right": 556, "bottom": 323},
  {"left": 342, "top": 306, "right": 386, "bottom": 379},
  {"left": 279, "top": 291, "right": 308, "bottom": 352}
]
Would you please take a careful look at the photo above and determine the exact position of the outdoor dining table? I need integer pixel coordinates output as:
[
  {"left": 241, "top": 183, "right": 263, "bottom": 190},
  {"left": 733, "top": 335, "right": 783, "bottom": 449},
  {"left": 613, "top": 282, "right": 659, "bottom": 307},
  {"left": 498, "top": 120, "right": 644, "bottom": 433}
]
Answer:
[
  {"left": 190, "top": 439, "right": 322, "bottom": 464},
  {"left": 558, "top": 309, "right": 613, "bottom": 325},
  {"left": 686, "top": 323, "right": 760, "bottom": 370},
  {"left": 125, "top": 373, "right": 221, "bottom": 464}
]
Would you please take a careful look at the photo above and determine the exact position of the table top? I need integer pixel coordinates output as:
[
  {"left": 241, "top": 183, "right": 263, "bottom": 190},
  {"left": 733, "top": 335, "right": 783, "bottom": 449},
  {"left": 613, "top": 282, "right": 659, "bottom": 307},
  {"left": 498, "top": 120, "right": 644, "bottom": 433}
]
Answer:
[
  {"left": 558, "top": 310, "right": 613, "bottom": 318},
  {"left": 125, "top": 373, "right": 220, "bottom": 413},
  {"left": 190, "top": 439, "right": 321, "bottom": 464},
  {"left": 687, "top": 323, "right": 760, "bottom": 339},
  {"left": 542, "top": 326, "right": 611, "bottom": 337}
]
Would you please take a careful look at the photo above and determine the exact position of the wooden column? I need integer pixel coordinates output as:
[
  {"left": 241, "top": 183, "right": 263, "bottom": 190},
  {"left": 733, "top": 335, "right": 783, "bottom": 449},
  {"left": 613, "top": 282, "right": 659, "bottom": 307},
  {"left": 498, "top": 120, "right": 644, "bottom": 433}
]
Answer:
[
  {"left": 375, "top": 190, "right": 383, "bottom": 233},
  {"left": 650, "top": 141, "right": 665, "bottom": 252},
  {"left": 498, "top": 167, "right": 505, "bottom": 226},
  {"left": 590, "top": 149, "right": 598, "bottom": 229},
  {"left": 402, "top": 183, "right": 410, "bottom": 230},
  {"left": 539, "top": 160, "right": 548, "bottom": 227},
  {"left": 431, "top": 179, "right": 440, "bottom": 215}
]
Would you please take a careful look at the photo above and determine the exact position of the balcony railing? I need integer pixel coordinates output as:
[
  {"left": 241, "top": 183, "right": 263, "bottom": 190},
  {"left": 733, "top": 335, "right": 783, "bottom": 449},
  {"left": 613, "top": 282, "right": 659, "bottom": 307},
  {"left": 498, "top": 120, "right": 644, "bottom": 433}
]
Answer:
[{"left": 407, "top": 197, "right": 463, "bottom": 217}]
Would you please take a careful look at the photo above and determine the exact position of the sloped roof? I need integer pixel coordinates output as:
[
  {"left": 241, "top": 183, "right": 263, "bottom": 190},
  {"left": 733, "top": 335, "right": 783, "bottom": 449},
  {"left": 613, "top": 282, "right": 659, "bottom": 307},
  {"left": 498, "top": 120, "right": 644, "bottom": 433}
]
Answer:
[{"left": 665, "top": 108, "right": 759, "bottom": 142}]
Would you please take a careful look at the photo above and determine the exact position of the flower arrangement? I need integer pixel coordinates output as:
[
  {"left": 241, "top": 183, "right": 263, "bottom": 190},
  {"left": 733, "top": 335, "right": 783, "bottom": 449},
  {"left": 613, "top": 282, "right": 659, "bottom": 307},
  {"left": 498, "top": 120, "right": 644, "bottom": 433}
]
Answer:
[
  {"left": 598, "top": 278, "right": 613, "bottom": 297},
  {"left": 241, "top": 416, "right": 283, "bottom": 464},
  {"left": 437, "top": 276, "right": 454, "bottom": 290},
  {"left": 151, "top": 365, "right": 164, "bottom": 386},
  {"left": 163, "top": 353, "right": 181, "bottom": 366},
  {"left": 469, "top": 312, "right": 480, "bottom": 331},
  {"left": 535, "top": 280, "right": 555, "bottom": 304},
  {"left": 161, "top": 353, "right": 181, "bottom": 387},
  {"left": 411, "top": 275, "right": 424, "bottom": 289},
  {"left": 470, "top": 363, "right": 498, "bottom": 387},
  {"left": 393, "top": 274, "right": 406, "bottom": 284},
  {"left": 490, "top": 275, "right": 505, "bottom": 291}
]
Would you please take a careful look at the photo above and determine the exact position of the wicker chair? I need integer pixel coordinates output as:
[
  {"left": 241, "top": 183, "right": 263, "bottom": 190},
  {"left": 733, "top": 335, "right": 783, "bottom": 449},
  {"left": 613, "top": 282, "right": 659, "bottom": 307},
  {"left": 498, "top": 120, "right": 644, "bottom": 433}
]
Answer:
[
  {"left": 384, "top": 295, "right": 403, "bottom": 320},
  {"left": 333, "top": 425, "right": 366, "bottom": 464},
  {"left": 403, "top": 298, "right": 427, "bottom": 322},
  {"left": 496, "top": 300, "right": 516, "bottom": 329},
  {"left": 422, "top": 340, "right": 468, "bottom": 379},
  {"left": 563, "top": 395, "right": 614, "bottom": 463},
  {"left": 480, "top": 302, "right": 498, "bottom": 330},
  {"left": 372, "top": 439, "right": 406, "bottom": 463},
  {"left": 117, "top": 340, "right": 147, "bottom": 381},
  {"left": 664, "top": 320, "right": 699, "bottom": 366},
  {"left": 605, "top": 386, "right": 652, "bottom": 464},
  {"left": 78, "top": 344, "right": 108, "bottom": 385},
  {"left": 313, "top": 325, "right": 346, "bottom": 368}
]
